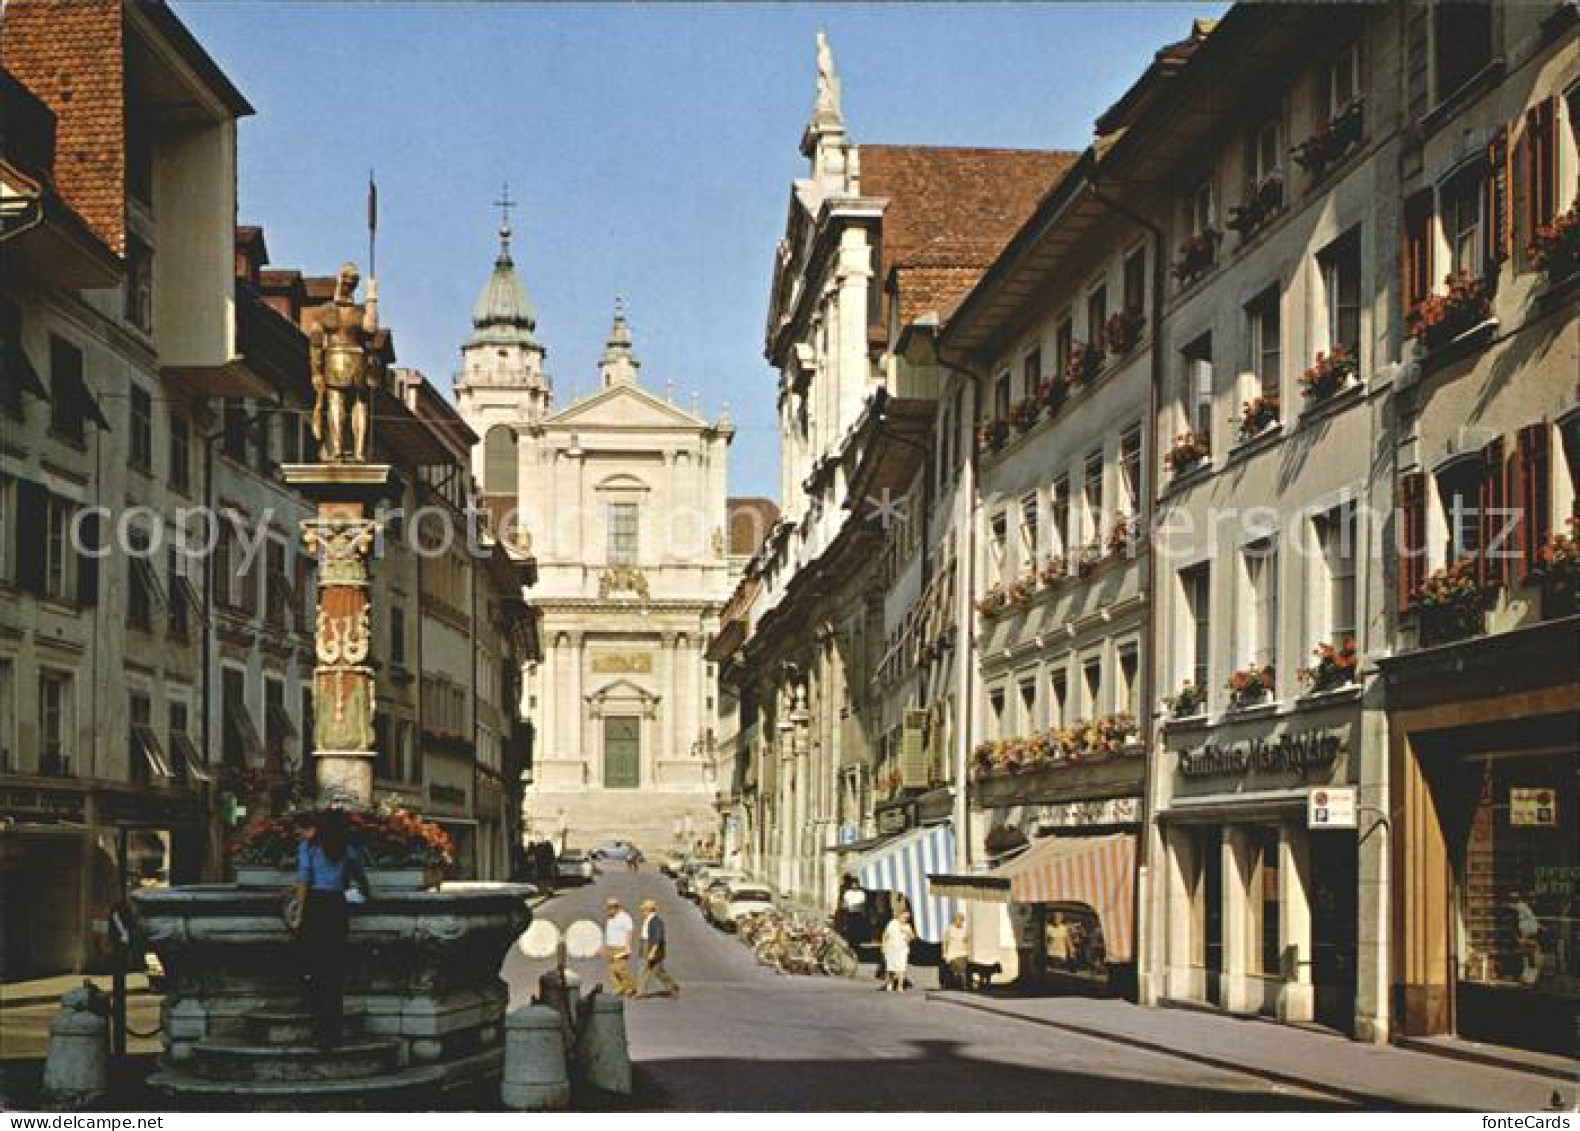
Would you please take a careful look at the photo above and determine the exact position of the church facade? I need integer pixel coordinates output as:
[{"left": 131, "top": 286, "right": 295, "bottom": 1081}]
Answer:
[{"left": 455, "top": 225, "right": 735, "bottom": 850}]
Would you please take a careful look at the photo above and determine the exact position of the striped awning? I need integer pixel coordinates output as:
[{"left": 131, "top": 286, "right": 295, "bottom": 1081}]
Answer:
[
  {"left": 855, "top": 821, "right": 957, "bottom": 944},
  {"left": 928, "top": 832, "right": 1136, "bottom": 962}
]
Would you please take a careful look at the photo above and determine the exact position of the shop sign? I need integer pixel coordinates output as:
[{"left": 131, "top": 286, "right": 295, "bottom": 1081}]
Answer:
[
  {"left": 876, "top": 804, "right": 911, "bottom": 835},
  {"left": 1035, "top": 796, "right": 1140, "bottom": 829},
  {"left": 1178, "top": 729, "right": 1343, "bottom": 779},
  {"left": 1308, "top": 786, "right": 1357, "bottom": 829},
  {"left": 1510, "top": 788, "right": 1557, "bottom": 827}
]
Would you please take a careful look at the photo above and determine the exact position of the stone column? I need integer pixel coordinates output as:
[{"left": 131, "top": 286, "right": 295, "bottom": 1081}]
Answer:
[
  {"left": 1163, "top": 824, "right": 1202, "bottom": 1002},
  {"left": 568, "top": 632, "right": 584, "bottom": 785},
  {"left": 540, "top": 632, "right": 558, "bottom": 772},
  {"left": 1221, "top": 826, "right": 1255, "bottom": 1014},
  {"left": 1277, "top": 823, "right": 1315, "bottom": 1023},
  {"left": 660, "top": 632, "right": 677, "bottom": 780}
]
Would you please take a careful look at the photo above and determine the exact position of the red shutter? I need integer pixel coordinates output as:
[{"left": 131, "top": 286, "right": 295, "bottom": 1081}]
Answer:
[
  {"left": 1484, "top": 126, "right": 1511, "bottom": 265},
  {"left": 1526, "top": 98, "right": 1559, "bottom": 237},
  {"left": 1402, "top": 192, "right": 1434, "bottom": 313},
  {"left": 1518, "top": 423, "right": 1552, "bottom": 580},
  {"left": 1478, "top": 437, "right": 1505, "bottom": 589},
  {"left": 1399, "top": 471, "right": 1427, "bottom": 608}
]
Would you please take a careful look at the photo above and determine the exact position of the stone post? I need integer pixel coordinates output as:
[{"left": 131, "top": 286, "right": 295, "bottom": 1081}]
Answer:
[{"left": 284, "top": 463, "right": 393, "bottom": 807}]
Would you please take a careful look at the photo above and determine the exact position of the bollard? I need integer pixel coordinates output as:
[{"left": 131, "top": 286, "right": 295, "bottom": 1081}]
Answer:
[
  {"left": 41, "top": 982, "right": 110, "bottom": 1109},
  {"left": 501, "top": 1004, "right": 570, "bottom": 1111},
  {"left": 577, "top": 992, "right": 632, "bottom": 1095}
]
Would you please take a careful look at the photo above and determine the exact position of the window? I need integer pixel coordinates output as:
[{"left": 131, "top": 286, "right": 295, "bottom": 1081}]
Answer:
[
  {"left": 1120, "top": 424, "right": 1143, "bottom": 513},
  {"left": 1189, "top": 179, "right": 1214, "bottom": 237},
  {"left": 129, "top": 383, "right": 152, "bottom": 471},
  {"left": 1248, "top": 115, "right": 1282, "bottom": 187},
  {"left": 987, "top": 687, "right": 1007, "bottom": 740},
  {"left": 1051, "top": 476, "right": 1071, "bottom": 557},
  {"left": 989, "top": 510, "right": 1009, "bottom": 582},
  {"left": 1049, "top": 668, "right": 1069, "bottom": 729},
  {"left": 391, "top": 605, "right": 407, "bottom": 666},
  {"left": 1183, "top": 334, "right": 1214, "bottom": 442},
  {"left": 484, "top": 425, "right": 517, "bottom": 494},
  {"left": 127, "top": 527, "right": 153, "bottom": 632},
  {"left": 1318, "top": 229, "right": 1362, "bottom": 360},
  {"left": 45, "top": 495, "right": 73, "bottom": 602},
  {"left": 1181, "top": 562, "right": 1212, "bottom": 692},
  {"left": 607, "top": 501, "right": 639, "bottom": 565},
  {"left": 1082, "top": 656, "right": 1102, "bottom": 716},
  {"left": 49, "top": 336, "right": 86, "bottom": 442},
  {"left": 993, "top": 372, "right": 1011, "bottom": 420},
  {"left": 1247, "top": 289, "right": 1282, "bottom": 404},
  {"left": 264, "top": 539, "right": 289, "bottom": 628},
  {"left": 0, "top": 659, "right": 11, "bottom": 772},
  {"left": 222, "top": 399, "right": 248, "bottom": 462},
  {"left": 295, "top": 552, "right": 315, "bottom": 629},
  {"left": 1017, "top": 677, "right": 1037, "bottom": 732},
  {"left": 255, "top": 415, "right": 274, "bottom": 476},
  {"left": 124, "top": 236, "right": 153, "bottom": 333},
  {"left": 1055, "top": 318, "right": 1074, "bottom": 377},
  {"left": 168, "top": 409, "right": 190, "bottom": 492},
  {"left": 1086, "top": 286, "right": 1107, "bottom": 345},
  {"left": 1123, "top": 248, "right": 1147, "bottom": 316},
  {"left": 0, "top": 475, "right": 12, "bottom": 586},
  {"left": 167, "top": 545, "right": 192, "bottom": 640},
  {"left": 301, "top": 689, "right": 315, "bottom": 776},
  {"left": 1021, "top": 349, "right": 1041, "bottom": 400},
  {"left": 1018, "top": 494, "right": 1039, "bottom": 565},
  {"left": 1083, "top": 449, "right": 1104, "bottom": 539},
  {"left": 1315, "top": 504, "right": 1358, "bottom": 644},
  {"left": 1433, "top": 2, "right": 1492, "bottom": 105},
  {"left": 1326, "top": 39, "right": 1363, "bottom": 119},
  {"left": 128, "top": 690, "right": 171, "bottom": 784},
  {"left": 1118, "top": 644, "right": 1140, "bottom": 716},
  {"left": 1243, "top": 537, "right": 1280, "bottom": 671},
  {"left": 1403, "top": 191, "right": 1435, "bottom": 310},
  {"left": 282, "top": 409, "right": 301, "bottom": 465},
  {"left": 39, "top": 670, "right": 71, "bottom": 776},
  {"left": 1526, "top": 97, "right": 1561, "bottom": 239},
  {"left": 1442, "top": 167, "right": 1484, "bottom": 278},
  {"left": 221, "top": 668, "right": 248, "bottom": 768},
  {"left": 264, "top": 677, "right": 288, "bottom": 772}
]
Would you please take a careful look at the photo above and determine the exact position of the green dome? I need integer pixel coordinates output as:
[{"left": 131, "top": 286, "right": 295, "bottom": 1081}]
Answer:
[{"left": 467, "top": 226, "right": 538, "bottom": 349}]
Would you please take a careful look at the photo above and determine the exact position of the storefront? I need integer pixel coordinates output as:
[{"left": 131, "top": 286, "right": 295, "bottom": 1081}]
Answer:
[
  {"left": 1380, "top": 616, "right": 1579, "bottom": 1057},
  {"left": 1153, "top": 698, "right": 1366, "bottom": 1032}
]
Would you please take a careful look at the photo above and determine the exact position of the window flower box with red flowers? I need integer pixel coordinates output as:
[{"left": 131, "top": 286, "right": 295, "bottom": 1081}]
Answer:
[
  {"left": 1039, "top": 553, "right": 1069, "bottom": 587},
  {"left": 1529, "top": 203, "right": 1580, "bottom": 283},
  {"left": 1237, "top": 395, "right": 1281, "bottom": 443},
  {"left": 1226, "top": 663, "right": 1276, "bottom": 710},
  {"left": 1107, "top": 513, "right": 1143, "bottom": 559},
  {"left": 1165, "top": 431, "right": 1210, "bottom": 478},
  {"left": 1076, "top": 534, "right": 1106, "bottom": 577},
  {"left": 1291, "top": 98, "right": 1365, "bottom": 182},
  {"left": 1171, "top": 230, "right": 1219, "bottom": 286},
  {"left": 975, "top": 418, "right": 1010, "bottom": 455},
  {"left": 971, "top": 714, "right": 1140, "bottom": 782},
  {"left": 1408, "top": 558, "right": 1489, "bottom": 645},
  {"left": 1300, "top": 638, "right": 1359, "bottom": 694},
  {"left": 1164, "top": 681, "right": 1207, "bottom": 720},
  {"left": 1039, "top": 374, "right": 1070, "bottom": 413},
  {"left": 1299, "top": 345, "right": 1358, "bottom": 405},
  {"left": 975, "top": 582, "right": 1009, "bottom": 618},
  {"left": 1065, "top": 342, "right": 1103, "bottom": 388},
  {"left": 1010, "top": 396, "right": 1042, "bottom": 434},
  {"left": 1008, "top": 574, "right": 1038, "bottom": 609},
  {"left": 1103, "top": 308, "right": 1146, "bottom": 356},
  {"left": 1406, "top": 271, "right": 1492, "bottom": 353},
  {"left": 1226, "top": 173, "right": 1285, "bottom": 241},
  {"left": 1530, "top": 515, "right": 1580, "bottom": 619}
]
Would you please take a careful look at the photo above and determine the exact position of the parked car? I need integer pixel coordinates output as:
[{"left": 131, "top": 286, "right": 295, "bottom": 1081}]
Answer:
[
  {"left": 707, "top": 881, "right": 775, "bottom": 930},
  {"left": 589, "top": 841, "right": 636, "bottom": 862},
  {"left": 697, "top": 872, "right": 744, "bottom": 913},
  {"left": 676, "top": 860, "right": 721, "bottom": 899},
  {"left": 555, "top": 850, "right": 597, "bottom": 885}
]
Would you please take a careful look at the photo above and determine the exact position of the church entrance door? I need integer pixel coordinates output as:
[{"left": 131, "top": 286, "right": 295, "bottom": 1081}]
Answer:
[{"left": 603, "top": 716, "right": 640, "bottom": 789}]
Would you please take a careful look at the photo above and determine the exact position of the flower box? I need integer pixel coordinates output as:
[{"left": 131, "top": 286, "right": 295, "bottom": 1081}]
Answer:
[
  {"left": 1299, "top": 346, "right": 1358, "bottom": 404},
  {"left": 1529, "top": 203, "right": 1580, "bottom": 283},
  {"left": 1075, "top": 535, "right": 1106, "bottom": 577},
  {"left": 1164, "top": 682, "right": 1206, "bottom": 720},
  {"left": 1237, "top": 395, "right": 1281, "bottom": 442},
  {"left": 1103, "top": 309, "right": 1145, "bottom": 356},
  {"left": 1529, "top": 516, "right": 1579, "bottom": 620},
  {"left": 1407, "top": 271, "right": 1492, "bottom": 352},
  {"left": 1226, "top": 663, "right": 1276, "bottom": 710},
  {"left": 1291, "top": 99, "right": 1365, "bottom": 181},
  {"left": 1408, "top": 559, "right": 1489, "bottom": 646},
  {"left": 1107, "top": 514, "right": 1142, "bottom": 559},
  {"left": 976, "top": 584, "right": 1009, "bottom": 618},
  {"left": 976, "top": 418, "right": 1011, "bottom": 455},
  {"left": 971, "top": 714, "right": 1141, "bottom": 785},
  {"left": 1065, "top": 343, "right": 1103, "bottom": 388},
  {"left": 1010, "top": 396, "right": 1042, "bottom": 434},
  {"left": 1039, "top": 553, "right": 1069, "bottom": 586},
  {"left": 1008, "top": 575, "right": 1038, "bottom": 608},
  {"left": 1227, "top": 173, "right": 1285, "bottom": 240},
  {"left": 1300, "top": 638, "right": 1359, "bottom": 694},
  {"left": 1165, "top": 431, "right": 1210, "bottom": 477},
  {"left": 1171, "top": 230, "right": 1219, "bottom": 285}
]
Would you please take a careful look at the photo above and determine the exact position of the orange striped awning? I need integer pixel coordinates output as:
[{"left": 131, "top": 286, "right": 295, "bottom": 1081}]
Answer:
[{"left": 928, "top": 832, "right": 1136, "bottom": 962}]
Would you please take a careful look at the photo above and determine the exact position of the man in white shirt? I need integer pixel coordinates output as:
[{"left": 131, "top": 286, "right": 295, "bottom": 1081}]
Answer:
[{"left": 603, "top": 899, "right": 636, "bottom": 996}]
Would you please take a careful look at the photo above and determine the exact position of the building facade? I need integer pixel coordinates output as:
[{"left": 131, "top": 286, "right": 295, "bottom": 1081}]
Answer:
[{"left": 456, "top": 231, "right": 733, "bottom": 851}]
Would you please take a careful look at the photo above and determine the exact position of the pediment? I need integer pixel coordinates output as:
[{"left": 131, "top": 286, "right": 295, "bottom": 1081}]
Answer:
[{"left": 545, "top": 383, "right": 705, "bottom": 431}]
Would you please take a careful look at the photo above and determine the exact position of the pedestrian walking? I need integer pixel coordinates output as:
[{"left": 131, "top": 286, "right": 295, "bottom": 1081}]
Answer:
[
  {"left": 603, "top": 898, "right": 637, "bottom": 996},
  {"left": 1045, "top": 911, "right": 1074, "bottom": 973},
  {"left": 881, "top": 909, "right": 915, "bottom": 993},
  {"left": 942, "top": 911, "right": 970, "bottom": 990},
  {"left": 288, "top": 809, "right": 368, "bottom": 1049},
  {"left": 637, "top": 898, "right": 680, "bottom": 998}
]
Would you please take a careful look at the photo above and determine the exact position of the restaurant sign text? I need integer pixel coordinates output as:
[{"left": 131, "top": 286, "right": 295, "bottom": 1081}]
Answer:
[{"left": 1178, "top": 729, "right": 1344, "bottom": 780}]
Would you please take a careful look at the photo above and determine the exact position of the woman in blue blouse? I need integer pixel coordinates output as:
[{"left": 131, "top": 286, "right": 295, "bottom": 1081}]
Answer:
[{"left": 290, "top": 809, "right": 365, "bottom": 1049}]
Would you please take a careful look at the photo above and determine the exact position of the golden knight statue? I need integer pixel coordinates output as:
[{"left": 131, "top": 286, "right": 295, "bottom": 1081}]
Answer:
[{"left": 308, "top": 262, "right": 380, "bottom": 462}]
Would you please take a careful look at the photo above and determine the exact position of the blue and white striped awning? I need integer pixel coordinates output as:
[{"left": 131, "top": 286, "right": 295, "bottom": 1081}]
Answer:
[{"left": 855, "top": 821, "right": 958, "bottom": 943}]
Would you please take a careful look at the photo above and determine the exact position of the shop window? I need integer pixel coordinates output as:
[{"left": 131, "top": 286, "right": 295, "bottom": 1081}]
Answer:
[
  {"left": 129, "top": 383, "right": 152, "bottom": 471},
  {"left": 1180, "top": 562, "right": 1212, "bottom": 694},
  {"left": 1457, "top": 752, "right": 1578, "bottom": 1008},
  {"left": 1248, "top": 830, "right": 1282, "bottom": 977},
  {"left": 1318, "top": 228, "right": 1362, "bottom": 361},
  {"left": 1432, "top": 2, "right": 1492, "bottom": 107}
]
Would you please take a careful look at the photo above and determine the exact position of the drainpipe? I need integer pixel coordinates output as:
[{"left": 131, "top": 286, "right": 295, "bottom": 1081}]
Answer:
[{"left": 1087, "top": 177, "right": 1165, "bottom": 1004}]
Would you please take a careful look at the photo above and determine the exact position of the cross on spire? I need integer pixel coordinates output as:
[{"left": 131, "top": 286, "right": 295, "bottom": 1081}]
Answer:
[{"left": 494, "top": 181, "right": 517, "bottom": 233}]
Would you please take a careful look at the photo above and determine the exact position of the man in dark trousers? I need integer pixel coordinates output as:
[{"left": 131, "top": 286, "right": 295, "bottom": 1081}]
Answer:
[{"left": 637, "top": 898, "right": 680, "bottom": 998}]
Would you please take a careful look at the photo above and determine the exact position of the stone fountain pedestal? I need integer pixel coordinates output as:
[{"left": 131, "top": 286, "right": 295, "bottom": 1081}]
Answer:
[{"left": 131, "top": 881, "right": 532, "bottom": 1111}]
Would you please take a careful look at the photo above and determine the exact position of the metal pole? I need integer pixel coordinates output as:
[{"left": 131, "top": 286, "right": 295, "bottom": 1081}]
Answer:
[{"left": 112, "top": 825, "right": 127, "bottom": 1059}]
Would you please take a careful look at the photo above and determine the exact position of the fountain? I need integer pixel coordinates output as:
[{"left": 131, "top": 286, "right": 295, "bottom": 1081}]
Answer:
[{"left": 132, "top": 261, "right": 531, "bottom": 1110}]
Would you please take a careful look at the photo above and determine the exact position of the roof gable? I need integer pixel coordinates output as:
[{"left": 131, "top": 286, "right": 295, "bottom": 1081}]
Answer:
[{"left": 544, "top": 382, "right": 707, "bottom": 431}]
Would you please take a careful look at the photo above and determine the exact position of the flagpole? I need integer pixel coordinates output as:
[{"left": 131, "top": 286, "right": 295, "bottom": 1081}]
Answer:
[{"left": 367, "top": 169, "right": 377, "bottom": 280}]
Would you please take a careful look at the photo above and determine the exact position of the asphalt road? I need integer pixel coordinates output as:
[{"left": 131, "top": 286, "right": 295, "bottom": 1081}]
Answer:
[{"left": 503, "top": 866, "right": 1353, "bottom": 1112}]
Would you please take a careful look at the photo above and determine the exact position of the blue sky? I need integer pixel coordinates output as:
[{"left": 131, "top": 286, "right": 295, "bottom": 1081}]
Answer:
[{"left": 178, "top": 2, "right": 1221, "bottom": 501}]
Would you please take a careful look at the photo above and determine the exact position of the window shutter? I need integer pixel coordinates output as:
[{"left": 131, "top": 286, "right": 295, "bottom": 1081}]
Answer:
[
  {"left": 1399, "top": 471, "right": 1426, "bottom": 607},
  {"left": 1402, "top": 191, "right": 1434, "bottom": 312},
  {"left": 899, "top": 708, "right": 928, "bottom": 789},
  {"left": 1517, "top": 423, "right": 1552, "bottom": 580},
  {"left": 1477, "top": 438, "right": 1506, "bottom": 589},
  {"left": 76, "top": 507, "right": 99, "bottom": 608},
  {"left": 1525, "top": 97, "right": 1560, "bottom": 237},
  {"left": 1484, "top": 126, "right": 1511, "bottom": 265},
  {"left": 15, "top": 479, "right": 47, "bottom": 595}
]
